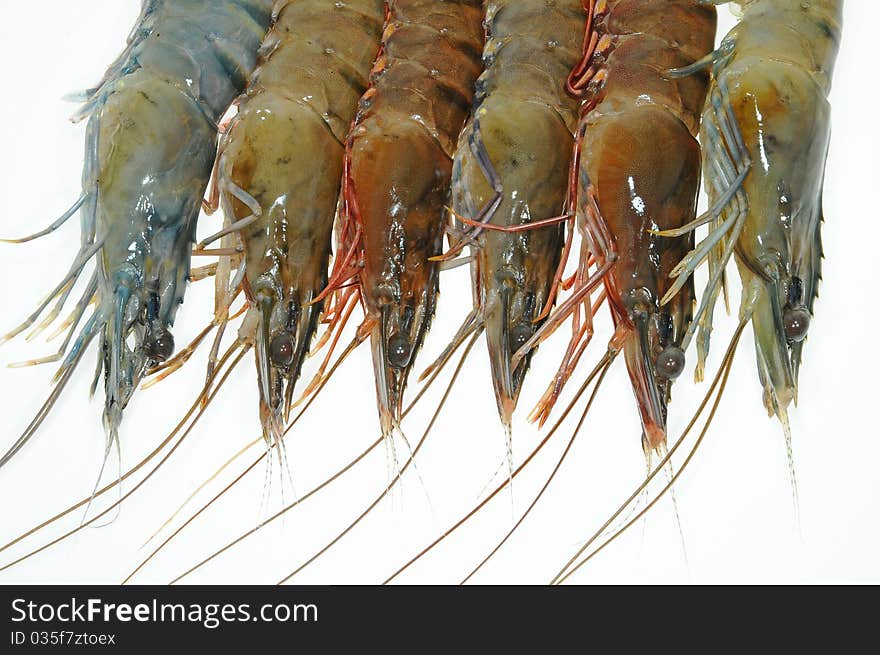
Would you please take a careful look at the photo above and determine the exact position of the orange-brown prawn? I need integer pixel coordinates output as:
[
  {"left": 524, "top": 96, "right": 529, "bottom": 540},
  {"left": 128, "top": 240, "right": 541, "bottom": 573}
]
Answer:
[
  {"left": 523, "top": 0, "right": 717, "bottom": 449},
  {"left": 323, "top": 0, "right": 484, "bottom": 443}
]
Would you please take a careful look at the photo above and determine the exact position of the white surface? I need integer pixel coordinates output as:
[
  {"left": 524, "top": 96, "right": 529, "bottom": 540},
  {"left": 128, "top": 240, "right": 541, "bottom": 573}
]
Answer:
[{"left": 0, "top": 2, "right": 876, "bottom": 585}]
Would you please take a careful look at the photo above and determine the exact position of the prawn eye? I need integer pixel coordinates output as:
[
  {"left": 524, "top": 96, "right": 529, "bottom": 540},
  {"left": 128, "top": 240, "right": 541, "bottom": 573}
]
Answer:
[
  {"left": 509, "top": 322, "right": 533, "bottom": 352},
  {"left": 655, "top": 346, "right": 685, "bottom": 380},
  {"left": 269, "top": 333, "right": 295, "bottom": 367},
  {"left": 387, "top": 333, "right": 411, "bottom": 369},
  {"left": 145, "top": 331, "right": 174, "bottom": 363},
  {"left": 783, "top": 306, "right": 811, "bottom": 342}
]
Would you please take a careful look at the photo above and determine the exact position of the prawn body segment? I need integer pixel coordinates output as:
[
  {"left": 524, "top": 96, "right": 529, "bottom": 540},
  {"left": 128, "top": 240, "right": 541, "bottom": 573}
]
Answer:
[
  {"left": 684, "top": 0, "right": 842, "bottom": 424},
  {"left": 218, "top": 0, "right": 385, "bottom": 439},
  {"left": 346, "top": 0, "right": 484, "bottom": 437},
  {"left": 450, "top": 0, "right": 586, "bottom": 427}
]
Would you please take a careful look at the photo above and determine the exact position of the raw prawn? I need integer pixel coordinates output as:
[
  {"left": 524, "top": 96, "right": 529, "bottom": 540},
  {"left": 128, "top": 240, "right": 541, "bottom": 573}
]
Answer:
[
  {"left": 0, "top": 0, "right": 392, "bottom": 582},
  {"left": 0, "top": 0, "right": 274, "bottom": 465},
  {"left": 553, "top": 0, "right": 844, "bottom": 583},
  {"left": 209, "top": 0, "right": 385, "bottom": 443},
  {"left": 664, "top": 0, "right": 842, "bottom": 432},
  {"left": 442, "top": 0, "right": 584, "bottom": 438},
  {"left": 524, "top": 0, "right": 717, "bottom": 448},
  {"left": 325, "top": 0, "right": 484, "bottom": 441},
  {"left": 383, "top": 0, "right": 718, "bottom": 582}
]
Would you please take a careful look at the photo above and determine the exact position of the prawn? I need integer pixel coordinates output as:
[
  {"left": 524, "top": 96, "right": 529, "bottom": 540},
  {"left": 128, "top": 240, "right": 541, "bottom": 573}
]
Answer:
[
  {"left": 325, "top": 0, "right": 484, "bottom": 443},
  {"left": 384, "top": 0, "right": 718, "bottom": 582},
  {"left": 159, "top": 0, "right": 488, "bottom": 583},
  {"left": 208, "top": 0, "right": 385, "bottom": 444},
  {"left": 0, "top": 2, "right": 482, "bottom": 584},
  {"left": 0, "top": 0, "right": 407, "bottom": 580},
  {"left": 270, "top": 0, "right": 584, "bottom": 581},
  {"left": 664, "top": 0, "right": 842, "bottom": 434},
  {"left": 553, "top": 0, "right": 844, "bottom": 582},
  {"left": 0, "top": 0, "right": 274, "bottom": 465},
  {"left": 441, "top": 0, "right": 585, "bottom": 446},
  {"left": 524, "top": 0, "right": 717, "bottom": 449}
]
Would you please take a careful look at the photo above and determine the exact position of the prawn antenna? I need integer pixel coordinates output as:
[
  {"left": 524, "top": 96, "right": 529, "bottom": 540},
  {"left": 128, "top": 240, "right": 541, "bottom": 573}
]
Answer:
[
  {"left": 276, "top": 331, "right": 480, "bottom": 585},
  {"left": 0, "top": 328, "right": 97, "bottom": 470},
  {"left": 0, "top": 192, "right": 89, "bottom": 244},
  {"left": 0, "top": 340, "right": 238, "bottom": 558},
  {"left": 0, "top": 343, "right": 248, "bottom": 574},
  {"left": 154, "top": 337, "right": 362, "bottom": 582},
  {"left": 384, "top": 348, "right": 613, "bottom": 584},
  {"left": 0, "top": 229, "right": 110, "bottom": 469},
  {"left": 461, "top": 354, "right": 613, "bottom": 583},
  {"left": 161, "top": 324, "right": 472, "bottom": 585},
  {"left": 550, "top": 318, "right": 747, "bottom": 584}
]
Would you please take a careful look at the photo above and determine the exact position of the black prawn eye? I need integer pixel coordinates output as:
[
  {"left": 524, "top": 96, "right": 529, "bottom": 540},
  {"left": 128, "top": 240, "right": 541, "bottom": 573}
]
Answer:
[
  {"left": 509, "top": 322, "right": 533, "bottom": 353},
  {"left": 269, "top": 332, "right": 295, "bottom": 367},
  {"left": 783, "top": 306, "right": 811, "bottom": 342},
  {"left": 387, "top": 333, "right": 411, "bottom": 369},
  {"left": 145, "top": 331, "right": 175, "bottom": 363},
  {"left": 655, "top": 346, "right": 685, "bottom": 380}
]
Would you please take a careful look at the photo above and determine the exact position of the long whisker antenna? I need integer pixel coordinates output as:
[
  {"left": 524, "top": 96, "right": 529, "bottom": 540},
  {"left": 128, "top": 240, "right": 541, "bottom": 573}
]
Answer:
[
  {"left": 461, "top": 355, "right": 613, "bottom": 584},
  {"left": 418, "top": 312, "right": 480, "bottom": 383},
  {"left": 142, "top": 435, "right": 264, "bottom": 549},
  {"left": 146, "top": 337, "right": 367, "bottom": 582},
  {"left": 0, "top": 338, "right": 245, "bottom": 558},
  {"left": 159, "top": 328, "right": 467, "bottom": 585},
  {"left": 0, "top": 192, "right": 89, "bottom": 244},
  {"left": 137, "top": 324, "right": 384, "bottom": 582},
  {"left": 160, "top": 435, "right": 382, "bottom": 585},
  {"left": 550, "top": 319, "right": 748, "bottom": 585},
  {"left": 383, "top": 349, "right": 613, "bottom": 585},
  {"left": 277, "top": 332, "right": 480, "bottom": 585},
  {"left": 0, "top": 326, "right": 99, "bottom": 470},
  {"left": 0, "top": 344, "right": 248, "bottom": 573}
]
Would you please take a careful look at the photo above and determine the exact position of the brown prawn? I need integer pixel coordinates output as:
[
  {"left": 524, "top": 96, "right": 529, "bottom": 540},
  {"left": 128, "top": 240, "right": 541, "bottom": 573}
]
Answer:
[
  {"left": 521, "top": 0, "right": 717, "bottom": 449},
  {"left": 324, "top": 0, "right": 484, "bottom": 441},
  {"left": 383, "top": 0, "right": 718, "bottom": 584}
]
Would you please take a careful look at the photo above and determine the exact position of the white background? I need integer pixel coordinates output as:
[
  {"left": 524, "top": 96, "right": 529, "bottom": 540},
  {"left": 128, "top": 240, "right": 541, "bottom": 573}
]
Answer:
[{"left": 0, "top": 1, "right": 877, "bottom": 585}]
